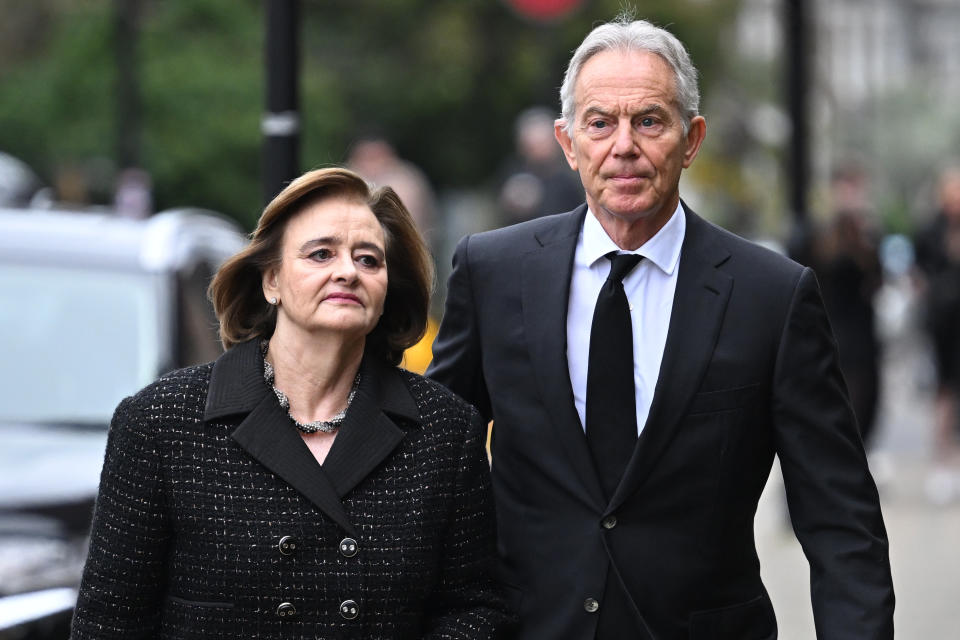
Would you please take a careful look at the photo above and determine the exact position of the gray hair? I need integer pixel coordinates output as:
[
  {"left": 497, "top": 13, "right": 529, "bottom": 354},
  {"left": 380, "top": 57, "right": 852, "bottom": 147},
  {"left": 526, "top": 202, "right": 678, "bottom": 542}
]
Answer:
[{"left": 558, "top": 17, "right": 700, "bottom": 133}]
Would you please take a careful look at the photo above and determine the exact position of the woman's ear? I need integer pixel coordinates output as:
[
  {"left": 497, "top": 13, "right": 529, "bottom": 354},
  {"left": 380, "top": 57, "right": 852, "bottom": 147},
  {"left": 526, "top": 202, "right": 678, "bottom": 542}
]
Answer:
[{"left": 262, "top": 268, "right": 279, "bottom": 305}]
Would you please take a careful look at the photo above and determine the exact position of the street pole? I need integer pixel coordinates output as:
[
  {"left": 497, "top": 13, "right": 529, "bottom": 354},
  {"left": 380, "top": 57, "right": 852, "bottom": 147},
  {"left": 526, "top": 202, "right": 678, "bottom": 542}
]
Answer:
[
  {"left": 784, "top": 0, "right": 811, "bottom": 264},
  {"left": 115, "top": 0, "right": 141, "bottom": 170},
  {"left": 263, "top": 0, "right": 300, "bottom": 205}
]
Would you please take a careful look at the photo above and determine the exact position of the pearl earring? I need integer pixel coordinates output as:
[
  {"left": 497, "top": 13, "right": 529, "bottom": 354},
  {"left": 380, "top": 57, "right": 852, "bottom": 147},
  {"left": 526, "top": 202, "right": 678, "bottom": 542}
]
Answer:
[{"left": 269, "top": 297, "right": 278, "bottom": 305}]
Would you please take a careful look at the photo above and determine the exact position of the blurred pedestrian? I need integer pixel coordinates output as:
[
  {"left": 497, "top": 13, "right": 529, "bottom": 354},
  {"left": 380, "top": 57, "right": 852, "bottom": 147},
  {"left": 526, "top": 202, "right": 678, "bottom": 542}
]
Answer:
[
  {"left": 496, "top": 106, "right": 583, "bottom": 225},
  {"left": 428, "top": 15, "right": 893, "bottom": 639},
  {"left": 347, "top": 134, "right": 439, "bottom": 252},
  {"left": 71, "top": 167, "right": 513, "bottom": 639},
  {"left": 813, "top": 164, "right": 884, "bottom": 448},
  {"left": 914, "top": 164, "right": 960, "bottom": 503}
]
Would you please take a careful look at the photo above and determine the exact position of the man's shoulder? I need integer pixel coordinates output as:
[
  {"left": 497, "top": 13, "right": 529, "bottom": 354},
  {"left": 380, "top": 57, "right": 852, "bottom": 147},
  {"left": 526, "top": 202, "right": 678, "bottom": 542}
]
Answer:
[
  {"left": 468, "top": 206, "right": 584, "bottom": 251},
  {"left": 688, "top": 211, "right": 804, "bottom": 279}
]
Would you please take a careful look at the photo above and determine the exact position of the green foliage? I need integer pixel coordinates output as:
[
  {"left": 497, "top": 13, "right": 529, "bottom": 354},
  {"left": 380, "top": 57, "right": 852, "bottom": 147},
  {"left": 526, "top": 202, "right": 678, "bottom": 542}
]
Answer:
[{"left": 0, "top": 0, "right": 739, "bottom": 229}]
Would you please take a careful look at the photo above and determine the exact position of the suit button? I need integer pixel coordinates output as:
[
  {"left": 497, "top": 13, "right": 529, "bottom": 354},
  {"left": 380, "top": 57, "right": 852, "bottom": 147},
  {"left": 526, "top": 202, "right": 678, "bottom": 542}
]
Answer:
[
  {"left": 278, "top": 535, "right": 298, "bottom": 556},
  {"left": 339, "top": 537, "right": 359, "bottom": 558},
  {"left": 584, "top": 598, "right": 599, "bottom": 613},
  {"left": 276, "top": 602, "right": 297, "bottom": 618},
  {"left": 601, "top": 515, "right": 618, "bottom": 530},
  {"left": 339, "top": 599, "right": 359, "bottom": 620}
]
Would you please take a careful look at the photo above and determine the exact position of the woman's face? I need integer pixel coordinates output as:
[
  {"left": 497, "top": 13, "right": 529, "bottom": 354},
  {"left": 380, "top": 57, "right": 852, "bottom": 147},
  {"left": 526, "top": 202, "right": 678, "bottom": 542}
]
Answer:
[{"left": 263, "top": 196, "right": 388, "bottom": 343}]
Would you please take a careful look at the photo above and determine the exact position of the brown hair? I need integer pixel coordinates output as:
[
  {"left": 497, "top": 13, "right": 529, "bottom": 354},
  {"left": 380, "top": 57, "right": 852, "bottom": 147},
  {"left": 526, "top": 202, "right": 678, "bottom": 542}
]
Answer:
[{"left": 209, "top": 167, "right": 434, "bottom": 366}]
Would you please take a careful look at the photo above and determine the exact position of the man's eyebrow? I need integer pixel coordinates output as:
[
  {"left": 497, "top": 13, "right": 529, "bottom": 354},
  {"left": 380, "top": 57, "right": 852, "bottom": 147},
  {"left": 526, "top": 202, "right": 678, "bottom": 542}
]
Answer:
[
  {"left": 636, "top": 102, "right": 667, "bottom": 116},
  {"left": 580, "top": 103, "right": 672, "bottom": 121},
  {"left": 635, "top": 104, "right": 668, "bottom": 117},
  {"left": 581, "top": 106, "right": 614, "bottom": 120}
]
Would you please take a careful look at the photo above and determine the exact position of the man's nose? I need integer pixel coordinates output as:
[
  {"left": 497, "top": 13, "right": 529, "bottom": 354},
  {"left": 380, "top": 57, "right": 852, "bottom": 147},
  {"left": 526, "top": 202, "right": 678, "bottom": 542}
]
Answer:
[{"left": 611, "top": 121, "right": 639, "bottom": 157}]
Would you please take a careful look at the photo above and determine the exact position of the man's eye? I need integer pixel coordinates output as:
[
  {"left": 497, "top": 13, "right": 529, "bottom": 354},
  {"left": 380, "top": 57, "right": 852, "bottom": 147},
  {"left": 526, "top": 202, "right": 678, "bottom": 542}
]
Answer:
[
  {"left": 640, "top": 117, "right": 656, "bottom": 127},
  {"left": 590, "top": 121, "right": 607, "bottom": 129}
]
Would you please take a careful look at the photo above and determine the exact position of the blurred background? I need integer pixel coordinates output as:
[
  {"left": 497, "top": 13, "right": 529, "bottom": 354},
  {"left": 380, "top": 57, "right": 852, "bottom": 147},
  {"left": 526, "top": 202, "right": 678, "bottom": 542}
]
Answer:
[{"left": 1, "top": 0, "right": 959, "bottom": 637}]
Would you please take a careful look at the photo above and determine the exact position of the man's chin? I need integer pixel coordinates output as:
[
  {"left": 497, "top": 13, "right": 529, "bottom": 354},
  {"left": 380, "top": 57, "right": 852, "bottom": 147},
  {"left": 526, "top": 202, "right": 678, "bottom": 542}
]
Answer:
[{"left": 597, "top": 201, "right": 659, "bottom": 222}]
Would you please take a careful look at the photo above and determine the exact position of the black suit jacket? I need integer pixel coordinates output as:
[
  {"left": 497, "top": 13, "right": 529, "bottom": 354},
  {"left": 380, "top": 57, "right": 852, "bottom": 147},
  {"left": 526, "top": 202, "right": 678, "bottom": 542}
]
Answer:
[
  {"left": 71, "top": 339, "right": 513, "bottom": 639},
  {"left": 427, "top": 204, "right": 894, "bottom": 640}
]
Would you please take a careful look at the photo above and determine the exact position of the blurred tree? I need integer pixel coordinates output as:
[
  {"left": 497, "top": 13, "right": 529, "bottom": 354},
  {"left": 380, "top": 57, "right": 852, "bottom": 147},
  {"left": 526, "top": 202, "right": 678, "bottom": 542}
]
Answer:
[{"left": 0, "top": 0, "right": 738, "bottom": 229}]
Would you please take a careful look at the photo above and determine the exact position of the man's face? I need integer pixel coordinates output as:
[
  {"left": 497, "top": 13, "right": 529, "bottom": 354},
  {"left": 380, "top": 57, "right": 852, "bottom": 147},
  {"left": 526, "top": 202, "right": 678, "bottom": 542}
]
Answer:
[{"left": 556, "top": 49, "right": 705, "bottom": 227}]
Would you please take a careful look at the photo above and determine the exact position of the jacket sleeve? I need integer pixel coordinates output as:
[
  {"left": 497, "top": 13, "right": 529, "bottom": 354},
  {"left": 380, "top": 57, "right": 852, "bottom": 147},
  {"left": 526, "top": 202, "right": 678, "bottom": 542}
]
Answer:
[
  {"left": 771, "top": 267, "right": 894, "bottom": 639},
  {"left": 426, "top": 235, "right": 492, "bottom": 421},
  {"left": 421, "top": 410, "right": 516, "bottom": 639},
  {"left": 71, "top": 395, "right": 171, "bottom": 639}
]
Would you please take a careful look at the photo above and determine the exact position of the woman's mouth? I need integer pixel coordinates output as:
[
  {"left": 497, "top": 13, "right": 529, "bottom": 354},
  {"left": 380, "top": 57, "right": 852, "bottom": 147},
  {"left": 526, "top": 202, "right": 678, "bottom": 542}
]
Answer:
[{"left": 325, "top": 293, "right": 362, "bottom": 304}]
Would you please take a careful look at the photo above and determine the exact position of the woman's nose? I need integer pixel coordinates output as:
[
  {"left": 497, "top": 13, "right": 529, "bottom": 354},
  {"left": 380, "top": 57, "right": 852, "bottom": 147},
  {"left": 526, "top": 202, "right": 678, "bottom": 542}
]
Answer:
[{"left": 332, "top": 254, "right": 357, "bottom": 281}]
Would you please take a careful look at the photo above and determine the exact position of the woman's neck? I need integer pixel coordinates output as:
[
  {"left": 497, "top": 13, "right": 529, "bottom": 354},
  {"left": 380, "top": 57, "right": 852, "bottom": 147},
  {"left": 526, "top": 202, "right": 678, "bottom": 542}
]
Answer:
[{"left": 265, "top": 327, "right": 364, "bottom": 423}]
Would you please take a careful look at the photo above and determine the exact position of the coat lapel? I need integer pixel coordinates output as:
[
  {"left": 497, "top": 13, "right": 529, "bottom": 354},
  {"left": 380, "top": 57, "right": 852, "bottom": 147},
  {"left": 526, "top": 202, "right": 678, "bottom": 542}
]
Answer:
[
  {"left": 230, "top": 391, "right": 358, "bottom": 536},
  {"left": 205, "top": 341, "right": 418, "bottom": 537},
  {"left": 321, "top": 357, "right": 415, "bottom": 498},
  {"left": 521, "top": 206, "right": 606, "bottom": 507},
  {"left": 608, "top": 208, "right": 733, "bottom": 513}
]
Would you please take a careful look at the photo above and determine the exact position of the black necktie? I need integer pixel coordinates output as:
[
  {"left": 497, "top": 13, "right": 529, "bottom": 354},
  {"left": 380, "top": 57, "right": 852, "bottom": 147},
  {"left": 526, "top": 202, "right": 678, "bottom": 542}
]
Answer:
[{"left": 586, "top": 252, "right": 642, "bottom": 499}]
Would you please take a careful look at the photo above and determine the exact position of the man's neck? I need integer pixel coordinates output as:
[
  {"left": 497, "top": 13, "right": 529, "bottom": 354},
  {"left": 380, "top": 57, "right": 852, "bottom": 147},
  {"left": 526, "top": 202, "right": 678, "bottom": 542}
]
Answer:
[{"left": 590, "top": 199, "right": 680, "bottom": 251}]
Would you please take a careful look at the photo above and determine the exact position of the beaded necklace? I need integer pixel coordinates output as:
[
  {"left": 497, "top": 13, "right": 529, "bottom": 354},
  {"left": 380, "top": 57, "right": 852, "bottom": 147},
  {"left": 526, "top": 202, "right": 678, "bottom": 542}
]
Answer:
[{"left": 260, "top": 340, "right": 360, "bottom": 434}]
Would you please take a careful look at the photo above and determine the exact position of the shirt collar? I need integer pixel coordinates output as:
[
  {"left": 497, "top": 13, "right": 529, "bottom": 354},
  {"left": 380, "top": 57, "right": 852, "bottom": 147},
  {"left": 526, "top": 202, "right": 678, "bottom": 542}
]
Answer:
[{"left": 582, "top": 200, "right": 686, "bottom": 275}]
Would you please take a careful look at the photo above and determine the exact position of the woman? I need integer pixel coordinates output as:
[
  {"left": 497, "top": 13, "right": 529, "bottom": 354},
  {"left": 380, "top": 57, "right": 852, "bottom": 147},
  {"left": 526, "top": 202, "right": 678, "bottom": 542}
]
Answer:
[{"left": 71, "top": 168, "right": 513, "bottom": 639}]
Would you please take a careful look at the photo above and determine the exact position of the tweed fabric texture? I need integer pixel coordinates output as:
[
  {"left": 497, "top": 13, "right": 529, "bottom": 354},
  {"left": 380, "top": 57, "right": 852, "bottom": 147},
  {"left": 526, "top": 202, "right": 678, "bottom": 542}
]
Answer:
[{"left": 70, "top": 343, "right": 512, "bottom": 639}]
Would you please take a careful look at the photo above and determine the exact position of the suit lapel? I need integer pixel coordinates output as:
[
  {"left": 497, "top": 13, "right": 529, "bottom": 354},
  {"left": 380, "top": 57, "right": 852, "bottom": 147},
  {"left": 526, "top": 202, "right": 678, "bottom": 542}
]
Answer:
[
  {"left": 609, "top": 208, "right": 733, "bottom": 512},
  {"left": 521, "top": 206, "right": 606, "bottom": 507}
]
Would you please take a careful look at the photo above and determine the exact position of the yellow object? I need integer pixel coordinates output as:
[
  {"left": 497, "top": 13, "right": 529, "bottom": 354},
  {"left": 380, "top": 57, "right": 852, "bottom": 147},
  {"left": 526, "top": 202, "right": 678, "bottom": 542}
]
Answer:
[{"left": 401, "top": 316, "right": 438, "bottom": 375}]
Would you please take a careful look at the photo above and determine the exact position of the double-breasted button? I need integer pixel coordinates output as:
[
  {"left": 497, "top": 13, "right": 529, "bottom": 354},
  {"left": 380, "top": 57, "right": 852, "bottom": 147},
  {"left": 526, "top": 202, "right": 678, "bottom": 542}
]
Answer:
[
  {"left": 276, "top": 602, "right": 297, "bottom": 618},
  {"left": 584, "top": 598, "right": 599, "bottom": 613},
  {"left": 278, "top": 535, "right": 298, "bottom": 556},
  {"left": 601, "top": 515, "right": 618, "bottom": 530},
  {"left": 339, "top": 537, "right": 359, "bottom": 558},
  {"left": 339, "top": 599, "right": 359, "bottom": 620}
]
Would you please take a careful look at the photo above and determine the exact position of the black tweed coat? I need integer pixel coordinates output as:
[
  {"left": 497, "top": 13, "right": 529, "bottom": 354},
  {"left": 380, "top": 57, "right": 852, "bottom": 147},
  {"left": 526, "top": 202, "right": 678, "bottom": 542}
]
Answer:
[{"left": 70, "top": 339, "right": 513, "bottom": 639}]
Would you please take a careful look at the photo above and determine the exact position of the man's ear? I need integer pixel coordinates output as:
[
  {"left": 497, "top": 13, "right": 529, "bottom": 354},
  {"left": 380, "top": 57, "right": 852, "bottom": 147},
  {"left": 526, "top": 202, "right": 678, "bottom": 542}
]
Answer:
[
  {"left": 682, "top": 115, "right": 707, "bottom": 168},
  {"left": 554, "top": 120, "right": 579, "bottom": 171}
]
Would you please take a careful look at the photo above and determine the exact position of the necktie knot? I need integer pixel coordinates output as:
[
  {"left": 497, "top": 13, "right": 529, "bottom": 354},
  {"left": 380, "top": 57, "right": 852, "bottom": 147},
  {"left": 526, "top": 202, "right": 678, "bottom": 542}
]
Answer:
[{"left": 606, "top": 252, "right": 642, "bottom": 283}]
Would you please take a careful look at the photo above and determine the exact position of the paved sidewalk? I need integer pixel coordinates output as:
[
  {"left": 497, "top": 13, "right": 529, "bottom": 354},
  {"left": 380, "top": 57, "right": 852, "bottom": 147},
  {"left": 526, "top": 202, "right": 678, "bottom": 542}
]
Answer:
[
  {"left": 755, "top": 311, "right": 960, "bottom": 638},
  {"left": 756, "top": 455, "right": 960, "bottom": 638}
]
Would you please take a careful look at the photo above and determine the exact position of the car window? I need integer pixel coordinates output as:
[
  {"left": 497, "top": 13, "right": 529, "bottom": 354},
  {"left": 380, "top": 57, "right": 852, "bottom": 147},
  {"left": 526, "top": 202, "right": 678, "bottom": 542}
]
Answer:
[{"left": 0, "top": 262, "right": 162, "bottom": 425}]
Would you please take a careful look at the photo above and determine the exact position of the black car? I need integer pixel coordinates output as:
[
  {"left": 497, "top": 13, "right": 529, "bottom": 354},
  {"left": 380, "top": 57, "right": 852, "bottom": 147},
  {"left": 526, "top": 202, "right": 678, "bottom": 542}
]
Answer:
[{"left": 0, "top": 206, "right": 247, "bottom": 638}]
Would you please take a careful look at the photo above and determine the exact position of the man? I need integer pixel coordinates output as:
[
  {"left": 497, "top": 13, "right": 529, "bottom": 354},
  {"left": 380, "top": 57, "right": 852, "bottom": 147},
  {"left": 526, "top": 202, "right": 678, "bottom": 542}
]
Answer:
[{"left": 427, "top": 16, "right": 894, "bottom": 640}]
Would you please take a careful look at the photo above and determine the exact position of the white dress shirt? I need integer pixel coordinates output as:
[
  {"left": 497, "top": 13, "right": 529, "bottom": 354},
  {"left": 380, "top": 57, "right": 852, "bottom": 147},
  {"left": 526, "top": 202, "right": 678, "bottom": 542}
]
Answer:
[{"left": 567, "top": 202, "right": 685, "bottom": 435}]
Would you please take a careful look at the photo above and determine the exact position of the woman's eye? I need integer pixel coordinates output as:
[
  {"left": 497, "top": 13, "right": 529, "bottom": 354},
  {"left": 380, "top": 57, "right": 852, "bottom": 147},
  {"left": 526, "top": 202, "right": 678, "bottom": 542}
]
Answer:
[
  {"left": 309, "top": 248, "right": 332, "bottom": 261},
  {"left": 357, "top": 254, "right": 381, "bottom": 269}
]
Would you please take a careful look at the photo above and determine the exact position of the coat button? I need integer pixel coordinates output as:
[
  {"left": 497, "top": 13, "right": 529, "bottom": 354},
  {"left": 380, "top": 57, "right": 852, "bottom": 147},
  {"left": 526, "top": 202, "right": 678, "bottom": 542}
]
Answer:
[
  {"left": 276, "top": 602, "right": 297, "bottom": 618},
  {"left": 601, "top": 515, "right": 618, "bottom": 530},
  {"left": 584, "top": 598, "right": 599, "bottom": 613},
  {"left": 278, "top": 535, "right": 298, "bottom": 556},
  {"left": 339, "top": 599, "right": 359, "bottom": 620},
  {"left": 339, "top": 537, "right": 359, "bottom": 558}
]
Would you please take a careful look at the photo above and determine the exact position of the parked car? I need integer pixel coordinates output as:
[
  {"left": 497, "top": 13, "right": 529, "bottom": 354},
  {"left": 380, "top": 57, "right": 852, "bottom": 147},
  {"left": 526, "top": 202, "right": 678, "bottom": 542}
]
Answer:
[{"left": 0, "top": 206, "right": 247, "bottom": 638}]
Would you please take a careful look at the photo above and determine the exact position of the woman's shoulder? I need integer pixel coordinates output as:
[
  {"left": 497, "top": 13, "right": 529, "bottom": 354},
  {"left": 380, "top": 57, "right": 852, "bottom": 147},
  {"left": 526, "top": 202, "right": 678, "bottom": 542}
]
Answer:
[
  {"left": 117, "top": 361, "right": 216, "bottom": 424},
  {"left": 397, "top": 368, "right": 479, "bottom": 422}
]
